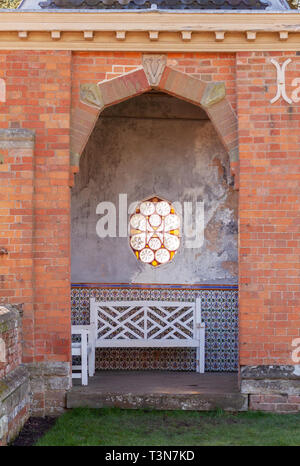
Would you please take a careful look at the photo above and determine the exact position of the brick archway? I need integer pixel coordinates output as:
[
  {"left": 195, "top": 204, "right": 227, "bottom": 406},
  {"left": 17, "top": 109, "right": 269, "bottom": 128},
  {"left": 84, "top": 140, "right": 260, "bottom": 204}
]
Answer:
[{"left": 70, "top": 54, "right": 239, "bottom": 187}]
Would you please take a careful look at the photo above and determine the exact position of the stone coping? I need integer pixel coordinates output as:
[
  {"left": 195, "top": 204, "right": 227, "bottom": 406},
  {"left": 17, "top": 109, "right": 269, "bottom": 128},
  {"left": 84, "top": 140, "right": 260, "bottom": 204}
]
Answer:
[
  {"left": 0, "top": 366, "right": 29, "bottom": 404},
  {"left": 0, "top": 305, "right": 21, "bottom": 328},
  {"left": 241, "top": 365, "right": 300, "bottom": 380}
]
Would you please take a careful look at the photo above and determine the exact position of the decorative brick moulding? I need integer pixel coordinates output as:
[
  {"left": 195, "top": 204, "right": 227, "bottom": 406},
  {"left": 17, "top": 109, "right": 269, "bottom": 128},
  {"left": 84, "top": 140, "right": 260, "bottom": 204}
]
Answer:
[
  {"left": 71, "top": 53, "right": 239, "bottom": 189},
  {"left": 1, "top": 12, "right": 300, "bottom": 52}
]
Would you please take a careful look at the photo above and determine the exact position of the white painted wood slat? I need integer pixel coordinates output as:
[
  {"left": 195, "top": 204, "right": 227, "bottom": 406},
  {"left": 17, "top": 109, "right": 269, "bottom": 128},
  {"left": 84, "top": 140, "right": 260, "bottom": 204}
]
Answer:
[{"left": 90, "top": 298, "right": 205, "bottom": 373}]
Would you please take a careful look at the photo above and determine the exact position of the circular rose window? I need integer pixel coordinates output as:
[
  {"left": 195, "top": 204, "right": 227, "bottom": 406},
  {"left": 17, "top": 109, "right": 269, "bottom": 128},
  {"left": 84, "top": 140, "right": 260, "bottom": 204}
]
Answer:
[{"left": 129, "top": 196, "right": 180, "bottom": 267}]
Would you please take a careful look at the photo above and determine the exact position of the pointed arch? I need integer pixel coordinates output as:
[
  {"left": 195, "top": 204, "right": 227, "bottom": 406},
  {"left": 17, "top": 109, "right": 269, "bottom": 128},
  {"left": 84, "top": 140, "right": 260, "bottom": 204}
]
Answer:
[{"left": 70, "top": 55, "right": 239, "bottom": 187}]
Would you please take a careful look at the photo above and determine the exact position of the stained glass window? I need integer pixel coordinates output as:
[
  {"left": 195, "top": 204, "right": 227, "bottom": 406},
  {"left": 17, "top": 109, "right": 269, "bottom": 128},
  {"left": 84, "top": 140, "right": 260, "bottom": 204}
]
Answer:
[{"left": 129, "top": 196, "right": 180, "bottom": 267}]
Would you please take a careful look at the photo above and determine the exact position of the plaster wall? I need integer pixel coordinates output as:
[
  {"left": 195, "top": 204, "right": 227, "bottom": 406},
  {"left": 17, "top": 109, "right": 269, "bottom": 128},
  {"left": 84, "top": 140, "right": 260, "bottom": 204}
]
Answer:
[{"left": 71, "top": 93, "right": 238, "bottom": 284}]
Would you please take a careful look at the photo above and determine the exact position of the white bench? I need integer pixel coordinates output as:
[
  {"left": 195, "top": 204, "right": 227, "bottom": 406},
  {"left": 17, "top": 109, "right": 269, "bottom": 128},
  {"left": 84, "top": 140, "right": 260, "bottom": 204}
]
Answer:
[
  {"left": 90, "top": 298, "right": 205, "bottom": 373},
  {"left": 71, "top": 325, "right": 95, "bottom": 385}
]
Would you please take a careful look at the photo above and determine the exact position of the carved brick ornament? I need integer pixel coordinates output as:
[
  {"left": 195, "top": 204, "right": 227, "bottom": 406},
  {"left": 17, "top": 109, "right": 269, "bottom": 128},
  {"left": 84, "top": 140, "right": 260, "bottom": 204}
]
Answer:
[{"left": 142, "top": 54, "right": 167, "bottom": 88}]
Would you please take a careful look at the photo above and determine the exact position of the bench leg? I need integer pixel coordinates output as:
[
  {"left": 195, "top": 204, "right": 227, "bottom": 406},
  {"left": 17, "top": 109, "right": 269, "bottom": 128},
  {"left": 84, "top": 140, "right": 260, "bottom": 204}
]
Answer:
[
  {"left": 89, "top": 346, "right": 95, "bottom": 377},
  {"left": 81, "top": 333, "right": 88, "bottom": 385},
  {"left": 196, "top": 347, "right": 200, "bottom": 373},
  {"left": 199, "top": 327, "right": 205, "bottom": 373}
]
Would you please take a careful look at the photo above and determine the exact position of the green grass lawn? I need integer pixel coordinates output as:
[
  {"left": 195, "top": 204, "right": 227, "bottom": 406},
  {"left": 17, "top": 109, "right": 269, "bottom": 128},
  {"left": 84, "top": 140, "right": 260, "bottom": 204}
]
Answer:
[{"left": 35, "top": 407, "right": 300, "bottom": 446}]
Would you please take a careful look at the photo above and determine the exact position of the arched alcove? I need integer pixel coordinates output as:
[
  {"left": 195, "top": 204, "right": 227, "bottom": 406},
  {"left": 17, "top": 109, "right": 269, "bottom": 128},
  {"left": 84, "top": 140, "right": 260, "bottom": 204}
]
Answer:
[
  {"left": 71, "top": 92, "right": 238, "bottom": 372},
  {"left": 70, "top": 58, "right": 239, "bottom": 189}
]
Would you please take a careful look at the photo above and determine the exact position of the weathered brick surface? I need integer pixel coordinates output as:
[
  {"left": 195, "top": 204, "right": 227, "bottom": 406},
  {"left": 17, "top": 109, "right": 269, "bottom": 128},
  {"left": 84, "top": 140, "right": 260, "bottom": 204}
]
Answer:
[
  {"left": 0, "top": 307, "right": 30, "bottom": 445},
  {"left": 0, "top": 366, "right": 30, "bottom": 445},
  {"left": 27, "top": 361, "right": 70, "bottom": 416},
  {"left": 249, "top": 394, "right": 300, "bottom": 413},
  {"left": 0, "top": 306, "right": 22, "bottom": 379},
  {"left": 100, "top": 67, "right": 150, "bottom": 105},
  {"left": 237, "top": 52, "right": 300, "bottom": 366},
  {"left": 159, "top": 66, "right": 207, "bottom": 103}
]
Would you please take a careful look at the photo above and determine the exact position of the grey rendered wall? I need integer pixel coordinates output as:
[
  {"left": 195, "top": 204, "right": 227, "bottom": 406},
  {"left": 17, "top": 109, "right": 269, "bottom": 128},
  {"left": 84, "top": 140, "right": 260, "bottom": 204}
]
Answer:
[{"left": 71, "top": 93, "right": 238, "bottom": 285}]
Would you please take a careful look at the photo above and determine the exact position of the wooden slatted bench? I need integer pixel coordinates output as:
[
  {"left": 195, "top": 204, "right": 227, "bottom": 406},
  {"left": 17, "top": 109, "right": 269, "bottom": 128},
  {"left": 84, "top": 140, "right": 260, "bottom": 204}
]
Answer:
[
  {"left": 71, "top": 325, "right": 95, "bottom": 385},
  {"left": 90, "top": 298, "right": 205, "bottom": 373}
]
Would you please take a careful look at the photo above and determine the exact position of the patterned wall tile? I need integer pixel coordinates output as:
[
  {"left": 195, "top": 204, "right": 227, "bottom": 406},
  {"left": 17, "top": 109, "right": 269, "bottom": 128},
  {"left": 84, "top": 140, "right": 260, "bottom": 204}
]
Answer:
[{"left": 71, "top": 285, "right": 238, "bottom": 372}]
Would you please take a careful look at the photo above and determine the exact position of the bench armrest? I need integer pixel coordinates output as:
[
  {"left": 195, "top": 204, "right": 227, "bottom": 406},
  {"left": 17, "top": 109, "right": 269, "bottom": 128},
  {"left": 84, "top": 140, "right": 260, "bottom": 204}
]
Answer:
[{"left": 71, "top": 328, "right": 89, "bottom": 335}]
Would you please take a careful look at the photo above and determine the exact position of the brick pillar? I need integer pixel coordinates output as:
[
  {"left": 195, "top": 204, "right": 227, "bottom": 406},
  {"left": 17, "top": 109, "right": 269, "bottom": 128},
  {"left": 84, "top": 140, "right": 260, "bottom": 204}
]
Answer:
[
  {"left": 0, "top": 130, "right": 35, "bottom": 362},
  {"left": 0, "top": 126, "right": 71, "bottom": 416},
  {"left": 0, "top": 51, "right": 73, "bottom": 415},
  {"left": 30, "top": 125, "right": 71, "bottom": 414},
  {"left": 237, "top": 52, "right": 300, "bottom": 412}
]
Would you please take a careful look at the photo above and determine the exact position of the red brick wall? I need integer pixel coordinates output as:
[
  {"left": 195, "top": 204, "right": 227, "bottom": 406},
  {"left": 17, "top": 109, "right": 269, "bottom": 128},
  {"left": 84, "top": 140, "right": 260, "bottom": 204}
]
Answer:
[
  {"left": 237, "top": 52, "right": 300, "bottom": 366},
  {"left": 0, "top": 51, "right": 72, "bottom": 365},
  {"left": 1, "top": 49, "right": 299, "bottom": 375},
  {"left": 250, "top": 394, "right": 300, "bottom": 413},
  {"left": 0, "top": 132, "right": 35, "bottom": 362}
]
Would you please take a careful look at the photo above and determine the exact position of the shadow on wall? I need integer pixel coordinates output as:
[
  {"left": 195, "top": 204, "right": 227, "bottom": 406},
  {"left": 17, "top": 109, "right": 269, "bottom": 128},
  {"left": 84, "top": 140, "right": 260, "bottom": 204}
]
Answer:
[{"left": 71, "top": 92, "right": 238, "bottom": 285}]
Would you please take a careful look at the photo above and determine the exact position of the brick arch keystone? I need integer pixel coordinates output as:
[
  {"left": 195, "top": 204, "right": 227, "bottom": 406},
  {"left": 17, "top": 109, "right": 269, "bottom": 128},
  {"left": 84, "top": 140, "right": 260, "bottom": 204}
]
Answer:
[{"left": 70, "top": 55, "right": 239, "bottom": 188}]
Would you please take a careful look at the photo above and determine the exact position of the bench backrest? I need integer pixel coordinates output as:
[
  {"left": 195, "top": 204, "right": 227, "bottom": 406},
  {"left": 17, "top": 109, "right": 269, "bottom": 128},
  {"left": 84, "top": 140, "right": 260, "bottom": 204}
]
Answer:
[{"left": 90, "top": 298, "right": 202, "bottom": 343}]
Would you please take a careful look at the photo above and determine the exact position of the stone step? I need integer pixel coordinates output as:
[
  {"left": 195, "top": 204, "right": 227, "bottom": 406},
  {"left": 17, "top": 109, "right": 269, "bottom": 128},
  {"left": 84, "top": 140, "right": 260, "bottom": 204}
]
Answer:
[
  {"left": 66, "top": 371, "right": 248, "bottom": 411},
  {"left": 67, "top": 391, "right": 248, "bottom": 411}
]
